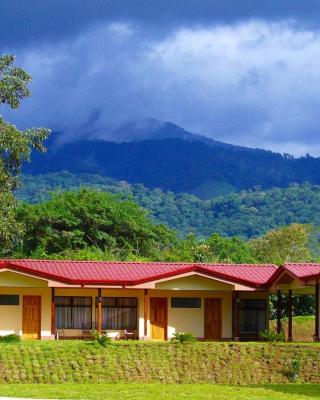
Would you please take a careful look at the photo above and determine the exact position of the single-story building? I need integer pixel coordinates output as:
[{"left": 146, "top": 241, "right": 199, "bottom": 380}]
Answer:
[{"left": 0, "top": 259, "right": 319, "bottom": 341}]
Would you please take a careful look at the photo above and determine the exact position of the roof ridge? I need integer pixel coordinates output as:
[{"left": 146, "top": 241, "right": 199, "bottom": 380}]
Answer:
[{"left": 1, "top": 259, "right": 277, "bottom": 267}]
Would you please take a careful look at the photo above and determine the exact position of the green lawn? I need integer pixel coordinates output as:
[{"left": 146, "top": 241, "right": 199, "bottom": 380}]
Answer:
[{"left": 0, "top": 383, "right": 319, "bottom": 400}]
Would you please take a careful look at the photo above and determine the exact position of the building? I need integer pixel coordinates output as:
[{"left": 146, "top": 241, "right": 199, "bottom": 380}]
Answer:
[{"left": 0, "top": 259, "right": 319, "bottom": 341}]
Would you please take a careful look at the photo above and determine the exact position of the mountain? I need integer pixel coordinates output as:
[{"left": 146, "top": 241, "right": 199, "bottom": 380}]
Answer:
[
  {"left": 24, "top": 132, "right": 320, "bottom": 199},
  {"left": 108, "top": 118, "right": 245, "bottom": 150},
  {"left": 17, "top": 172, "right": 320, "bottom": 239}
]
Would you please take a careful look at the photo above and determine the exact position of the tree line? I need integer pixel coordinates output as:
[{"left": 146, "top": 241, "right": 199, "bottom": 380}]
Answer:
[{"left": 18, "top": 172, "right": 320, "bottom": 240}]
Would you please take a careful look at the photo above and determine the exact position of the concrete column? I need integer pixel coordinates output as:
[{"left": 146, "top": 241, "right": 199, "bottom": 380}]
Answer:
[
  {"left": 144, "top": 289, "right": 148, "bottom": 339},
  {"left": 233, "top": 291, "right": 240, "bottom": 341},
  {"left": 276, "top": 289, "right": 282, "bottom": 334},
  {"left": 51, "top": 287, "right": 55, "bottom": 335},
  {"left": 287, "top": 289, "right": 293, "bottom": 342},
  {"left": 97, "top": 288, "right": 102, "bottom": 334},
  {"left": 315, "top": 282, "right": 320, "bottom": 342}
]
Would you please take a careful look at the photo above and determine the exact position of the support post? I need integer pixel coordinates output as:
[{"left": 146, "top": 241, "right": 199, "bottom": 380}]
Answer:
[
  {"left": 51, "top": 287, "right": 55, "bottom": 336},
  {"left": 144, "top": 289, "right": 148, "bottom": 338},
  {"left": 233, "top": 291, "right": 240, "bottom": 341},
  {"left": 315, "top": 282, "right": 320, "bottom": 342},
  {"left": 276, "top": 289, "right": 282, "bottom": 334},
  {"left": 97, "top": 288, "right": 102, "bottom": 334},
  {"left": 287, "top": 289, "right": 293, "bottom": 342}
]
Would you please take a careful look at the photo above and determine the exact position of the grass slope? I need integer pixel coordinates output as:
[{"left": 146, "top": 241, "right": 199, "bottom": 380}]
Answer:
[
  {"left": 1, "top": 383, "right": 320, "bottom": 400},
  {"left": 0, "top": 342, "right": 319, "bottom": 385},
  {"left": 18, "top": 172, "right": 320, "bottom": 238}
]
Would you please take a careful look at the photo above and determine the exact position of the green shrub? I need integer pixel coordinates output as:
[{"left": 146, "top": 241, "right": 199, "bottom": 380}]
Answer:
[
  {"left": 0, "top": 334, "right": 21, "bottom": 343},
  {"left": 285, "top": 358, "right": 301, "bottom": 382},
  {"left": 171, "top": 332, "right": 196, "bottom": 344},
  {"left": 259, "top": 330, "right": 285, "bottom": 342},
  {"left": 93, "top": 331, "right": 111, "bottom": 347}
]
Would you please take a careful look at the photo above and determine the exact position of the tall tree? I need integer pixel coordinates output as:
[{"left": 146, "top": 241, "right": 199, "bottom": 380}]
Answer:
[
  {"left": 250, "top": 223, "right": 312, "bottom": 265},
  {"left": 0, "top": 55, "right": 50, "bottom": 253},
  {"left": 16, "top": 188, "right": 176, "bottom": 259}
]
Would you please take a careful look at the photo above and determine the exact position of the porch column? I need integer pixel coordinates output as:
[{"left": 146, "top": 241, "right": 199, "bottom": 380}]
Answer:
[
  {"left": 276, "top": 289, "right": 282, "bottom": 334},
  {"left": 144, "top": 289, "right": 148, "bottom": 338},
  {"left": 233, "top": 291, "right": 240, "bottom": 341},
  {"left": 287, "top": 289, "right": 293, "bottom": 342},
  {"left": 315, "top": 282, "right": 320, "bottom": 342},
  {"left": 51, "top": 287, "right": 55, "bottom": 335},
  {"left": 97, "top": 288, "right": 102, "bottom": 334}
]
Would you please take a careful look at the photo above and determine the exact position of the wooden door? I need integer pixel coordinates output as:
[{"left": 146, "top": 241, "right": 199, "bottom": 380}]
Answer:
[
  {"left": 23, "top": 296, "right": 41, "bottom": 339},
  {"left": 204, "top": 298, "right": 222, "bottom": 340},
  {"left": 150, "top": 297, "right": 167, "bottom": 340}
]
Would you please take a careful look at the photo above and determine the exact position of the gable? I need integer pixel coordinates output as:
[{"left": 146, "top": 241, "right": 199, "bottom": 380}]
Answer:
[
  {"left": 0, "top": 270, "right": 48, "bottom": 287},
  {"left": 155, "top": 274, "right": 234, "bottom": 290}
]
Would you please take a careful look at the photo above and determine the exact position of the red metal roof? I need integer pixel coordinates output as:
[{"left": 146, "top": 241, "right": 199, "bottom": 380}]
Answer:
[
  {"left": 284, "top": 263, "right": 320, "bottom": 281},
  {"left": 0, "top": 259, "right": 278, "bottom": 287}
]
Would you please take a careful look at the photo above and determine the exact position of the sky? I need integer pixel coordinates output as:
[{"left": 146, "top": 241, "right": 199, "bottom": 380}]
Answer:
[{"left": 1, "top": 0, "right": 320, "bottom": 155}]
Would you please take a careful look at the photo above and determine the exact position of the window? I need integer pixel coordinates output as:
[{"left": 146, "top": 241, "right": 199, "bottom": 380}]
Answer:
[
  {"left": 0, "top": 295, "right": 19, "bottom": 305},
  {"left": 171, "top": 297, "right": 201, "bottom": 308},
  {"left": 55, "top": 297, "right": 92, "bottom": 329},
  {"left": 101, "top": 297, "right": 137, "bottom": 330},
  {"left": 239, "top": 299, "right": 266, "bottom": 333}
]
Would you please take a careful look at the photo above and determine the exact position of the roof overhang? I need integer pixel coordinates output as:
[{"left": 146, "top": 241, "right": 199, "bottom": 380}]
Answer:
[
  {"left": 268, "top": 266, "right": 320, "bottom": 293},
  {"left": 0, "top": 261, "right": 268, "bottom": 290}
]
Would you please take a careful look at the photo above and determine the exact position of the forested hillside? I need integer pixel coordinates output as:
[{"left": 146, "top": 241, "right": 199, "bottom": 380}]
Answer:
[
  {"left": 23, "top": 137, "right": 320, "bottom": 198},
  {"left": 18, "top": 172, "right": 320, "bottom": 239}
]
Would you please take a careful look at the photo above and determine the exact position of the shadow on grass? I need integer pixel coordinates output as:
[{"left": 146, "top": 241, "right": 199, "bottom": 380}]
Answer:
[{"left": 254, "top": 384, "right": 320, "bottom": 398}]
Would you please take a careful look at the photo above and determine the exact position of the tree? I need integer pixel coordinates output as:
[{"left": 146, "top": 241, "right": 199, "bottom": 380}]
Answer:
[
  {"left": 205, "top": 233, "right": 256, "bottom": 263},
  {"left": 0, "top": 55, "right": 50, "bottom": 253},
  {"left": 16, "top": 189, "right": 176, "bottom": 259},
  {"left": 250, "top": 224, "right": 313, "bottom": 265}
]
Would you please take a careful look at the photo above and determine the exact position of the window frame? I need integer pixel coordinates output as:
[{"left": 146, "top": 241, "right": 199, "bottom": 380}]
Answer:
[
  {"left": 55, "top": 296, "right": 92, "bottom": 330},
  {"left": 239, "top": 298, "right": 267, "bottom": 334},
  {"left": 171, "top": 297, "right": 201, "bottom": 309},
  {"left": 0, "top": 294, "right": 19, "bottom": 306},
  {"left": 100, "top": 297, "right": 138, "bottom": 330}
]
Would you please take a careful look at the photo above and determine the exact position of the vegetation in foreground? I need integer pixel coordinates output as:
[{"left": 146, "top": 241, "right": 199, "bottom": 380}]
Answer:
[
  {"left": 0, "top": 383, "right": 320, "bottom": 400},
  {"left": 0, "top": 341, "right": 319, "bottom": 385}
]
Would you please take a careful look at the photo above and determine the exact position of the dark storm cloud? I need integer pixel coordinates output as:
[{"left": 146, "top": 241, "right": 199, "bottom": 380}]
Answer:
[
  {"left": 1, "top": 0, "right": 320, "bottom": 48},
  {"left": 1, "top": 1, "right": 320, "bottom": 155}
]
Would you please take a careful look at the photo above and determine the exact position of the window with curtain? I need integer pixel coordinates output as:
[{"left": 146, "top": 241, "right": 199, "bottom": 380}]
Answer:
[
  {"left": 101, "top": 297, "right": 137, "bottom": 330},
  {"left": 55, "top": 297, "right": 92, "bottom": 329},
  {"left": 239, "top": 299, "right": 267, "bottom": 333}
]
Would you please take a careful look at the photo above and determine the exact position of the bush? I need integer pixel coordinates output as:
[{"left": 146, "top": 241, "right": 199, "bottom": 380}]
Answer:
[
  {"left": 285, "top": 358, "right": 301, "bottom": 382},
  {"left": 260, "top": 330, "right": 285, "bottom": 342},
  {"left": 0, "top": 334, "right": 21, "bottom": 343},
  {"left": 93, "top": 331, "right": 111, "bottom": 347},
  {"left": 171, "top": 332, "right": 196, "bottom": 344}
]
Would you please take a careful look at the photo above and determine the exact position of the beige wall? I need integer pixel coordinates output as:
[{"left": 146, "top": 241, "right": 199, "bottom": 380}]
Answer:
[
  {"left": 148, "top": 289, "right": 233, "bottom": 339},
  {"left": 0, "top": 287, "right": 51, "bottom": 338},
  {"left": 155, "top": 275, "right": 234, "bottom": 291},
  {"left": 0, "top": 271, "right": 48, "bottom": 287}
]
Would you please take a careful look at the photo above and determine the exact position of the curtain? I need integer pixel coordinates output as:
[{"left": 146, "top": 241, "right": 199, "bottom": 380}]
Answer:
[
  {"left": 101, "top": 297, "right": 137, "bottom": 330},
  {"left": 55, "top": 297, "right": 92, "bottom": 329},
  {"left": 239, "top": 299, "right": 266, "bottom": 333}
]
